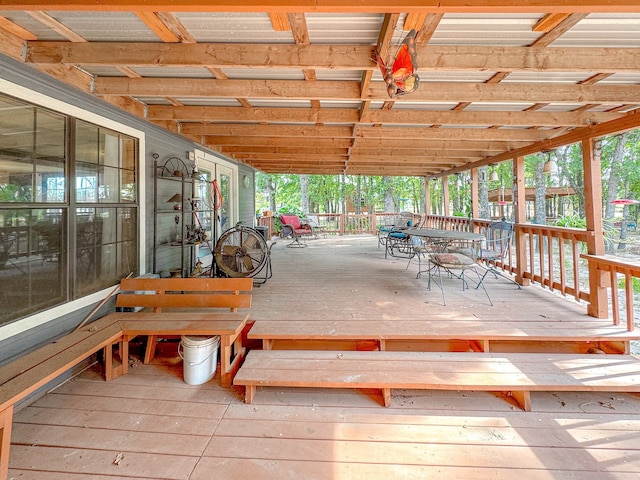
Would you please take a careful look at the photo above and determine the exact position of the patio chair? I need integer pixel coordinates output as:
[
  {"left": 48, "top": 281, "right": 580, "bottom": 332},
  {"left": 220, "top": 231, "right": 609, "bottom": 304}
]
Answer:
[
  {"left": 475, "top": 220, "right": 521, "bottom": 290},
  {"left": 279, "top": 214, "right": 314, "bottom": 247},
  {"left": 427, "top": 250, "right": 492, "bottom": 306},
  {"left": 377, "top": 211, "right": 413, "bottom": 248},
  {"left": 405, "top": 235, "right": 449, "bottom": 278}
]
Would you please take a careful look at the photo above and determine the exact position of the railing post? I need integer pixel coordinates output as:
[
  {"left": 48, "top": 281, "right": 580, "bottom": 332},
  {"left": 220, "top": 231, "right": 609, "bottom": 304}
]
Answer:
[{"left": 583, "top": 138, "right": 608, "bottom": 318}]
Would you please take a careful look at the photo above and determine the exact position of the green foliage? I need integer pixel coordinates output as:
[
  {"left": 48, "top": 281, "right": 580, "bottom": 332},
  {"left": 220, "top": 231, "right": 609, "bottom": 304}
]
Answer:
[
  {"left": 256, "top": 172, "right": 424, "bottom": 214},
  {"left": 554, "top": 215, "right": 586, "bottom": 229},
  {"left": 617, "top": 276, "right": 640, "bottom": 294}
]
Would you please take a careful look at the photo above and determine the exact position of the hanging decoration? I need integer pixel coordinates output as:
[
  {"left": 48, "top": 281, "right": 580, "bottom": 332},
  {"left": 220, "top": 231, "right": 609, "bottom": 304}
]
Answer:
[{"left": 374, "top": 29, "right": 420, "bottom": 98}]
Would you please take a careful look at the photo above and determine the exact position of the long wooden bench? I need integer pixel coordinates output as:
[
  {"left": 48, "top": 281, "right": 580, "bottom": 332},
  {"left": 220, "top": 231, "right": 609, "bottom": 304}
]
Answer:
[
  {"left": 0, "top": 314, "right": 124, "bottom": 479},
  {"left": 0, "top": 277, "right": 253, "bottom": 480},
  {"left": 234, "top": 349, "right": 640, "bottom": 411},
  {"left": 248, "top": 319, "right": 640, "bottom": 354}
]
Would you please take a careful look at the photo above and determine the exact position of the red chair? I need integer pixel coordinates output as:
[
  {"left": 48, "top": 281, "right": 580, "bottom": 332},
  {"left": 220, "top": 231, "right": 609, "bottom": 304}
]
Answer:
[{"left": 279, "top": 214, "right": 314, "bottom": 247}]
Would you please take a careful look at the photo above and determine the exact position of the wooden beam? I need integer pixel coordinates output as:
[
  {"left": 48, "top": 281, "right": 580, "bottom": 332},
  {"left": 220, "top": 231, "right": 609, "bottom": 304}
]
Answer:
[
  {"left": 147, "top": 105, "right": 623, "bottom": 127},
  {"left": 28, "top": 43, "right": 640, "bottom": 73},
  {"left": 268, "top": 12, "right": 290, "bottom": 31},
  {"left": 92, "top": 78, "right": 640, "bottom": 104},
  {"left": 0, "top": 15, "right": 37, "bottom": 40},
  {"left": 532, "top": 13, "right": 570, "bottom": 32},
  {"left": 135, "top": 11, "right": 179, "bottom": 42}
]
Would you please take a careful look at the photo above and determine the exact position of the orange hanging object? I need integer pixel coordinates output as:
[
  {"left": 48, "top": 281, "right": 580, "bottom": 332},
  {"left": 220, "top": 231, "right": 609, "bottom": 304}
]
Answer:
[{"left": 211, "top": 179, "right": 223, "bottom": 211}]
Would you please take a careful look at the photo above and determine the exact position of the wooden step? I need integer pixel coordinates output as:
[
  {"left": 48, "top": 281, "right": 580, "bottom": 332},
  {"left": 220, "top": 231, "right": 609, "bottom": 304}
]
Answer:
[
  {"left": 234, "top": 350, "right": 640, "bottom": 410},
  {"left": 247, "top": 319, "right": 640, "bottom": 353}
]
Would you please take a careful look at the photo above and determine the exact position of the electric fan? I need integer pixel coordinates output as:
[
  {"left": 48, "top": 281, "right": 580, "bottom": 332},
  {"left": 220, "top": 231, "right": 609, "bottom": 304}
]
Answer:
[{"left": 214, "top": 225, "right": 268, "bottom": 278}]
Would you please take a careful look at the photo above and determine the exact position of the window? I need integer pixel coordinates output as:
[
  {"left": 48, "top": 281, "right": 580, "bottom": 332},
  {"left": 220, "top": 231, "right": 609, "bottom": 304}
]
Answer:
[{"left": 0, "top": 94, "right": 139, "bottom": 326}]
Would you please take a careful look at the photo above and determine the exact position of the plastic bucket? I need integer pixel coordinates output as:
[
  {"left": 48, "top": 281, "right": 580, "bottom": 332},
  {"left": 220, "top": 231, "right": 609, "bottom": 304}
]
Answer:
[{"left": 179, "top": 335, "right": 220, "bottom": 385}]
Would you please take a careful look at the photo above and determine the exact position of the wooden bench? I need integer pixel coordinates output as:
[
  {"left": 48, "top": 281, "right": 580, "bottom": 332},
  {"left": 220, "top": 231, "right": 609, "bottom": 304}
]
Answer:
[
  {"left": 112, "top": 277, "right": 253, "bottom": 387},
  {"left": 234, "top": 349, "right": 640, "bottom": 411},
  {"left": 0, "top": 277, "right": 253, "bottom": 480},
  {"left": 0, "top": 315, "right": 124, "bottom": 479},
  {"left": 248, "top": 319, "right": 640, "bottom": 354}
]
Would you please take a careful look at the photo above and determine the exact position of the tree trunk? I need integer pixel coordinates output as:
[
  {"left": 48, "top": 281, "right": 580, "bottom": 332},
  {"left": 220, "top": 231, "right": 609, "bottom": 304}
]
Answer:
[
  {"left": 478, "top": 166, "right": 490, "bottom": 219},
  {"left": 605, "top": 133, "right": 628, "bottom": 253},
  {"left": 300, "top": 174, "right": 309, "bottom": 215},
  {"left": 383, "top": 176, "right": 395, "bottom": 212},
  {"left": 534, "top": 160, "right": 547, "bottom": 225},
  {"left": 267, "top": 176, "right": 277, "bottom": 213}
]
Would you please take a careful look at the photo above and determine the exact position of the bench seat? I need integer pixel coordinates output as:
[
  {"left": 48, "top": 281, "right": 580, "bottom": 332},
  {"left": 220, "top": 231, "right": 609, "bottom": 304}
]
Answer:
[
  {"left": 234, "top": 349, "right": 640, "bottom": 410},
  {"left": 109, "top": 311, "right": 250, "bottom": 387},
  {"left": 248, "top": 319, "right": 640, "bottom": 353}
]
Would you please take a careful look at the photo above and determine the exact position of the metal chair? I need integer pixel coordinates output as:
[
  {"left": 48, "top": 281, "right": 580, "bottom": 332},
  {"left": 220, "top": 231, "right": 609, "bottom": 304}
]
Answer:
[
  {"left": 377, "top": 211, "right": 413, "bottom": 249},
  {"left": 405, "top": 235, "right": 449, "bottom": 278},
  {"left": 476, "top": 220, "right": 521, "bottom": 290},
  {"left": 427, "top": 250, "right": 492, "bottom": 306}
]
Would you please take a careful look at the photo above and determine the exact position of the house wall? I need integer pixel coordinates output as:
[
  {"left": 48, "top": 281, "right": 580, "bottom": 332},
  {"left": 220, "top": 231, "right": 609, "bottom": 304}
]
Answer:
[{"left": 0, "top": 54, "right": 255, "bottom": 364}]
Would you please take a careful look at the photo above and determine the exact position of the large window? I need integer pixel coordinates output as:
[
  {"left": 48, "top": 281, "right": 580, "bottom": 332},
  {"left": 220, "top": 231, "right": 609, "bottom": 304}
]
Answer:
[{"left": 0, "top": 94, "right": 139, "bottom": 326}]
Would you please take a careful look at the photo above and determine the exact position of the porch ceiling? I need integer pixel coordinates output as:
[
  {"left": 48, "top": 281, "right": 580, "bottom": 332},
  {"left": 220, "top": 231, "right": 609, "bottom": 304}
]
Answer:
[{"left": 2, "top": 2, "right": 640, "bottom": 177}]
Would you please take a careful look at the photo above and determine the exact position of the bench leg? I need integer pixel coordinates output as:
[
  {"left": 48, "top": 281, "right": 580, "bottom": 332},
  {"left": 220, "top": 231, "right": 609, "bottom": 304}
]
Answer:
[
  {"left": 0, "top": 405, "right": 14, "bottom": 480},
  {"left": 220, "top": 334, "right": 246, "bottom": 388},
  {"left": 144, "top": 335, "right": 158, "bottom": 364},
  {"left": 509, "top": 391, "right": 532, "bottom": 411},
  {"left": 104, "top": 337, "right": 128, "bottom": 381},
  {"left": 245, "top": 385, "right": 256, "bottom": 404},
  {"left": 382, "top": 388, "right": 391, "bottom": 407}
]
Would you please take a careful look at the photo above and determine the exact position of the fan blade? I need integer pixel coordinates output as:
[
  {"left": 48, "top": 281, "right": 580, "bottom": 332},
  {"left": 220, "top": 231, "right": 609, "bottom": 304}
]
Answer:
[
  {"left": 242, "top": 234, "right": 258, "bottom": 249},
  {"left": 242, "top": 255, "right": 254, "bottom": 270},
  {"left": 222, "top": 245, "right": 239, "bottom": 256}
]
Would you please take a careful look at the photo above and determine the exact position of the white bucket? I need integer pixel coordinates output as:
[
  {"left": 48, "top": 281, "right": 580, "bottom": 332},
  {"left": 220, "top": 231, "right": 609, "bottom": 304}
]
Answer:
[{"left": 179, "top": 335, "right": 220, "bottom": 385}]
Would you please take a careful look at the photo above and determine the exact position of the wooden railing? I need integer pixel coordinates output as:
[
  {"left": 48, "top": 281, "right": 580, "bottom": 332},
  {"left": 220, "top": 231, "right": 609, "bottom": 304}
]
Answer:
[{"left": 580, "top": 254, "right": 640, "bottom": 331}]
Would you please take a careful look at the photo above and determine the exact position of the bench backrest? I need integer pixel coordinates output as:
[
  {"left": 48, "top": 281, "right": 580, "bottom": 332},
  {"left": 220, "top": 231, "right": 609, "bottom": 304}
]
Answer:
[
  {"left": 116, "top": 277, "right": 253, "bottom": 312},
  {"left": 280, "top": 214, "right": 302, "bottom": 230}
]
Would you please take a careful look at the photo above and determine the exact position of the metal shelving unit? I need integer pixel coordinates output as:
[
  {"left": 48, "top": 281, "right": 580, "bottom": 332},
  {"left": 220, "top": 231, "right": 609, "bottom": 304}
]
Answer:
[{"left": 152, "top": 156, "right": 214, "bottom": 277}]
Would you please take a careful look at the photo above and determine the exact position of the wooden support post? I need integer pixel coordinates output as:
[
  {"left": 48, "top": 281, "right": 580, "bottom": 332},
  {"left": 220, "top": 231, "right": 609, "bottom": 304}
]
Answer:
[
  {"left": 144, "top": 336, "right": 158, "bottom": 364},
  {"left": 382, "top": 388, "right": 391, "bottom": 407},
  {"left": 513, "top": 155, "right": 530, "bottom": 286},
  {"left": 424, "top": 177, "right": 431, "bottom": 216},
  {"left": 583, "top": 138, "right": 608, "bottom": 318},
  {"left": 245, "top": 385, "right": 256, "bottom": 404}
]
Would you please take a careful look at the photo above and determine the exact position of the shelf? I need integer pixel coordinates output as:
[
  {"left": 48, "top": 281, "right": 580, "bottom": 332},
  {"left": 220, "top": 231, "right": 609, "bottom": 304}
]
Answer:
[{"left": 153, "top": 158, "right": 214, "bottom": 277}]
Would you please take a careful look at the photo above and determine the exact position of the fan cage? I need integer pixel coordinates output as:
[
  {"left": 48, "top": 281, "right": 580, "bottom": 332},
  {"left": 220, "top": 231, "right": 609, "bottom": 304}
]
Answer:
[{"left": 214, "top": 226, "right": 268, "bottom": 278}]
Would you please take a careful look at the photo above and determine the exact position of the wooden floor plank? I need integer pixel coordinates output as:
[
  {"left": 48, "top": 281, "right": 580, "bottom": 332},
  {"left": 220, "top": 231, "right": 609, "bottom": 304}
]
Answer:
[
  {"left": 9, "top": 445, "right": 197, "bottom": 480},
  {"left": 32, "top": 393, "right": 229, "bottom": 420},
  {"left": 51, "top": 376, "right": 239, "bottom": 404},
  {"left": 14, "top": 406, "right": 219, "bottom": 436},
  {"left": 202, "top": 436, "right": 640, "bottom": 472},
  {"left": 212, "top": 417, "right": 640, "bottom": 449},
  {"left": 10, "top": 424, "right": 210, "bottom": 456},
  {"left": 191, "top": 457, "right": 640, "bottom": 480}
]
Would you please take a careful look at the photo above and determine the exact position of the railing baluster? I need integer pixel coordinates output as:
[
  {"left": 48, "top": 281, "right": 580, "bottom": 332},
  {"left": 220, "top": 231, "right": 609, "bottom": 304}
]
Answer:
[{"left": 610, "top": 268, "right": 620, "bottom": 326}]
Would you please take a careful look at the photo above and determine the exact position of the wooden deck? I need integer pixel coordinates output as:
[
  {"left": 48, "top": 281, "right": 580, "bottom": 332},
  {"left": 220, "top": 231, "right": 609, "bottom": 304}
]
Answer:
[{"left": 8, "top": 235, "right": 640, "bottom": 478}]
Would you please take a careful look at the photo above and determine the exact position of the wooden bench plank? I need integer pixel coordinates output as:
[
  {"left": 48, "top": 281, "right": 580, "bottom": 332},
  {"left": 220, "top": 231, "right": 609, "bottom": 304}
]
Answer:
[
  {"left": 0, "top": 315, "right": 121, "bottom": 385},
  {"left": 234, "top": 350, "right": 640, "bottom": 410},
  {"left": 248, "top": 319, "right": 640, "bottom": 353},
  {"left": 0, "top": 324, "right": 123, "bottom": 413},
  {"left": 116, "top": 293, "right": 251, "bottom": 310}
]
